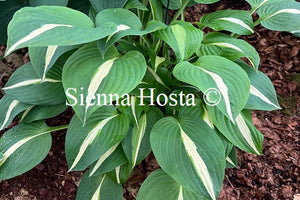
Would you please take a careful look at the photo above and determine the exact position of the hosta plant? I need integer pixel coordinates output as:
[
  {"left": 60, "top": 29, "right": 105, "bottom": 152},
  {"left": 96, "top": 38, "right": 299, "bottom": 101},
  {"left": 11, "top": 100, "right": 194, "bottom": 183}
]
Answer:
[{"left": 0, "top": 0, "right": 299, "bottom": 199}]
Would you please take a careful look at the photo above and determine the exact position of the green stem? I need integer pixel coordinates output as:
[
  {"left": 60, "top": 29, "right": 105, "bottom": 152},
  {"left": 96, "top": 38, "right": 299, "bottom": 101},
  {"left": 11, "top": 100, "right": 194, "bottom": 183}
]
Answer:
[
  {"left": 253, "top": 19, "right": 262, "bottom": 27},
  {"left": 171, "top": 0, "right": 189, "bottom": 23},
  {"left": 47, "top": 124, "right": 69, "bottom": 132}
]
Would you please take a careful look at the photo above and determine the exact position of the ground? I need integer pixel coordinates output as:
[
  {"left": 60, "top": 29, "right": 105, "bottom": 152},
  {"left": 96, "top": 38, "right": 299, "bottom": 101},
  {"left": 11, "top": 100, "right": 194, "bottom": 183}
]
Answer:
[{"left": 0, "top": 2, "right": 299, "bottom": 200}]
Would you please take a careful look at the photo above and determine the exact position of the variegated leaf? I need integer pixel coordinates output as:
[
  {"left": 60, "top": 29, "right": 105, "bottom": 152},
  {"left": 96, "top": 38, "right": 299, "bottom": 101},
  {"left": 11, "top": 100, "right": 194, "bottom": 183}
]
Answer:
[
  {"left": 150, "top": 116, "right": 225, "bottom": 199},
  {"left": 155, "top": 21, "right": 203, "bottom": 61},
  {"left": 29, "top": 45, "right": 75, "bottom": 80},
  {"left": 207, "top": 106, "right": 263, "bottom": 155},
  {"left": 257, "top": 1, "right": 300, "bottom": 34},
  {"left": 137, "top": 169, "right": 202, "bottom": 200},
  {"left": 0, "top": 121, "right": 52, "bottom": 180},
  {"left": 89, "top": 145, "right": 128, "bottom": 177},
  {"left": 96, "top": 8, "right": 167, "bottom": 55},
  {"left": 3, "top": 62, "right": 66, "bottom": 105},
  {"left": 237, "top": 60, "right": 280, "bottom": 110},
  {"left": 65, "top": 106, "right": 129, "bottom": 171},
  {"left": 173, "top": 56, "right": 250, "bottom": 122},
  {"left": 0, "top": 95, "right": 31, "bottom": 131},
  {"left": 76, "top": 172, "right": 123, "bottom": 200},
  {"left": 5, "top": 6, "right": 118, "bottom": 56},
  {"left": 199, "top": 10, "right": 254, "bottom": 35},
  {"left": 197, "top": 32, "right": 260, "bottom": 70},
  {"left": 122, "top": 107, "right": 163, "bottom": 167},
  {"left": 62, "top": 43, "right": 147, "bottom": 123}
]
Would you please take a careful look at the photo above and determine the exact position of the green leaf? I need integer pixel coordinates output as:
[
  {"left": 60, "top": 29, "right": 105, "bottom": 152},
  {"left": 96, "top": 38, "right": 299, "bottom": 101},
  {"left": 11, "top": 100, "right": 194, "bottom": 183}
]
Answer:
[
  {"left": 197, "top": 32, "right": 260, "bottom": 70},
  {"left": 246, "top": 0, "right": 294, "bottom": 13},
  {"left": 62, "top": 42, "right": 147, "bottom": 123},
  {"left": 3, "top": 62, "right": 66, "bottom": 105},
  {"left": 0, "top": 95, "right": 31, "bottom": 131},
  {"left": 226, "top": 147, "right": 237, "bottom": 168},
  {"left": 5, "top": 6, "right": 118, "bottom": 56},
  {"left": 0, "top": 0, "right": 27, "bottom": 44},
  {"left": 29, "top": 0, "right": 68, "bottom": 6},
  {"left": 0, "top": 121, "right": 52, "bottom": 180},
  {"left": 76, "top": 171, "right": 123, "bottom": 200},
  {"left": 137, "top": 169, "right": 201, "bottom": 200},
  {"left": 96, "top": 8, "right": 166, "bottom": 55},
  {"left": 149, "top": 0, "right": 163, "bottom": 21},
  {"left": 155, "top": 21, "right": 203, "bottom": 60},
  {"left": 89, "top": 0, "right": 127, "bottom": 12},
  {"left": 65, "top": 106, "right": 129, "bottom": 171},
  {"left": 107, "top": 163, "right": 133, "bottom": 184},
  {"left": 207, "top": 107, "right": 263, "bottom": 155},
  {"left": 236, "top": 60, "right": 280, "bottom": 110},
  {"left": 122, "top": 107, "right": 163, "bottom": 167},
  {"left": 173, "top": 56, "right": 250, "bottom": 122},
  {"left": 257, "top": 1, "right": 300, "bottom": 33},
  {"left": 89, "top": 145, "right": 128, "bottom": 177},
  {"left": 194, "top": 0, "right": 219, "bottom": 4},
  {"left": 199, "top": 10, "right": 254, "bottom": 35},
  {"left": 29, "top": 45, "right": 75, "bottom": 80},
  {"left": 150, "top": 116, "right": 225, "bottom": 200},
  {"left": 20, "top": 103, "right": 67, "bottom": 124},
  {"left": 160, "top": 0, "right": 196, "bottom": 10},
  {"left": 125, "top": 0, "right": 148, "bottom": 11}
]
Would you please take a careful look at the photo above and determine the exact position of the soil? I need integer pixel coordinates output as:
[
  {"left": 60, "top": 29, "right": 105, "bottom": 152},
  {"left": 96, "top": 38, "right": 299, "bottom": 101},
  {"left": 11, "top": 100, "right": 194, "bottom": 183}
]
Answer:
[{"left": 0, "top": 1, "right": 299, "bottom": 200}]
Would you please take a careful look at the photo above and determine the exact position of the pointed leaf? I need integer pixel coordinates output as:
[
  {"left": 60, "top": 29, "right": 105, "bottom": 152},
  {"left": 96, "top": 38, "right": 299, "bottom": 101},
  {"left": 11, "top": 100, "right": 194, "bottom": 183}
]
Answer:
[
  {"left": 76, "top": 172, "right": 123, "bottom": 200},
  {"left": 122, "top": 107, "right": 163, "bottom": 166},
  {"left": 199, "top": 10, "right": 254, "bottom": 35},
  {"left": 5, "top": 6, "right": 118, "bottom": 56},
  {"left": 3, "top": 62, "right": 66, "bottom": 105},
  {"left": 156, "top": 21, "right": 203, "bottom": 61},
  {"left": 237, "top": 60, "right": 280, "bottom": 110},
  {"left": 0, "top": 95, "right": 31, "bottom": 131},
  {"left": 137, "top": 169, "right": 202, "bottom": 200},
  {"left": 125, "top": 0, "right": 148, "bottom": 11},
  {"left": 65, "top": 106, "right": 129, "bottom": 171},
  {"left": 207, "top": 107, "right": 263, "bottom": 155},
  {"left": 29, "top": 45, "right": 75, "bottom": 80},
  {"left": 173, "top": 56, "right": 250, "bottom": 122},
  {"left": 96, "top": 8, "right": 167, "bottom": 55},
  {"left": 20, "top": 103, "right": 67, "bottom": 123},
  {"left": 0, "top": 121, "right": 52, "bottom": 180},
  {"left": 197, "top": 32, "right": 260, "bottom": 70},
  {"left": 150, "top": 116, "right": 225, "bottom": 199},
  {"left": 89, "top": 145, "right": 128, "bottom": 177}
]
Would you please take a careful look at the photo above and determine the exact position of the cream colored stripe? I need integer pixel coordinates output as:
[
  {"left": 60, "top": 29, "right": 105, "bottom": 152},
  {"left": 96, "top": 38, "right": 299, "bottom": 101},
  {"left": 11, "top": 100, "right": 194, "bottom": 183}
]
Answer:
[
  {"left": 178, "top": 186, "right": 184, "bottom": 200},
  {"left": 132, "top": 114, "right": 147, "bottom": 167},
  {"left": 268, "top": 9, "right": 300, "bottom": 19},
  {"left": 236, "top": 114, "right": 261, "bottom": 155},
  {"left": 201, "top": 68, "right": 234, "bottom": 122},
  {"left": 91, "top": 175, "right": 106, "bottom": 200},
  {"left": 6, "top": 24, "right": 73, "bottom": 55},
  {"left": 226, "top": 156, "right": 235, "bottom": 166},
  {"left": 219, "top": 17, "right": 254, "bottom": 33},
  {"left": 43, "top": 45, "right": 58, "bottom": 81},
  {"left": 3, "top": 78, "right": 61, "bottom": 90},
  {"left": 210, "top": 42, "right": 243, "bottom": 53},
  {"left": 178, "top": 123, "right": 216, "bottom": 200},
  {"left": 90, "top": 143, "right": 119, "bottom": 176},
  {"left": 20, "top": 106, "right": 35, "bottom": 122},
  {"left": 116, "top": 166, "right": 121, "bottom": 184},
  {"left": 0, "top": 100, "right": 19, "bottom": 130},
  {"left": 69, "top": 115, "right": 118, "bottom": 171},
  {"left": 0, "top": 131, "right": 49, "bottom": 167},
  {"left": 250, "top": 85, "right": 280, "bottom": 109}
]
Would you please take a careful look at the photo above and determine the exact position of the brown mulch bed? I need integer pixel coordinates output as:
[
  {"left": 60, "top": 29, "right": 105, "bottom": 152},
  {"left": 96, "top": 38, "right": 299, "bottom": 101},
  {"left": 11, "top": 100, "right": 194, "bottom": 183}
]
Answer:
[{"left": 0, "top": 2, "right": 299, "bottom": 200}]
